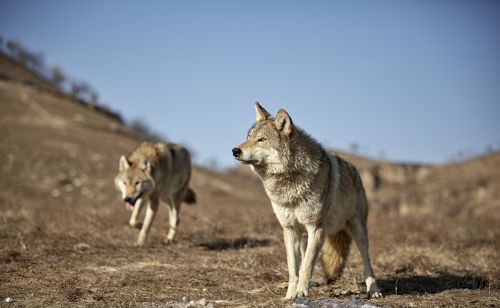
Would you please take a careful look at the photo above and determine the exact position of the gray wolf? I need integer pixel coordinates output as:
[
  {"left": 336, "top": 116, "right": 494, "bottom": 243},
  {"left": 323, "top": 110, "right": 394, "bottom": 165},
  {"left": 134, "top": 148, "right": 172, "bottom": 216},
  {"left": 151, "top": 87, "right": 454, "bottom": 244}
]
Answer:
[
  {"left": 232, "top": 102, "right": 382, "bottom": 299},
  {"left": 115, "top": 142, "right": 196, "bottom": 245}
]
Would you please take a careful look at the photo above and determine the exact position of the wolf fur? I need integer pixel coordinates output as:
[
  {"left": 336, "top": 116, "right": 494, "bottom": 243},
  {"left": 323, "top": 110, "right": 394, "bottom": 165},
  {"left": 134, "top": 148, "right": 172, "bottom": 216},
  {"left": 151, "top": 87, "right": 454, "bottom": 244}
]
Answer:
[
  {"left": 115, "top": 142, "right": 195, "bottom": 245},
  {"left": 232, "top": 102, "right": 382, "bottom": 299}
]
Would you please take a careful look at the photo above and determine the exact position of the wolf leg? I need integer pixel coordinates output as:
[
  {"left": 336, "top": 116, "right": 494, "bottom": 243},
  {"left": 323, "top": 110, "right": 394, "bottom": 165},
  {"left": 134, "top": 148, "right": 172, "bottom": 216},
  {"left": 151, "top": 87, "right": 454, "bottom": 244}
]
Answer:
[
  {"left": 137, "top": 198, "right": 158, "bottom": 246},
  {"left": 164, "top": 201, "right": 180, "bottom": 244},
  {"left": 300, "top": 233, "right": 307, "bottom": 263},
  {"left": 283, "top": 227, "right": 301, "bottom": 299},
  {"left": 129, "top": 198, "right": 144, "bottom": 229},
  {"left": 295, "top": 225, "right": 325, "bottom": 298},
  {"left": 349, "top": 219, "right": 383, "bottom": 298}
]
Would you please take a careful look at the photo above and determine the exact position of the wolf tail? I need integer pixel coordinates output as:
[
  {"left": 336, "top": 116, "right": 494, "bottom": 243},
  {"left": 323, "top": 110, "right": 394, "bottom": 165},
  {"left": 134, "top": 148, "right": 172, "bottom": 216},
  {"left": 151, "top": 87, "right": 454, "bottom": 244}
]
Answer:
[
  {"left": 321, "top": 230, "right": 352, "bottom": 283},
  {"left": 184, "top": 188, "right": 196, "bottom": 204}
]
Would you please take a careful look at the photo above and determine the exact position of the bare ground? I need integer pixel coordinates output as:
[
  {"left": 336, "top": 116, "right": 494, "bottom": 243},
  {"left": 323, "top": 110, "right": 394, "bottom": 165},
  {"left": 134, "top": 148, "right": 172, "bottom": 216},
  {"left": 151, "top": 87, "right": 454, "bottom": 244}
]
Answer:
[{"left": 0, "top": 78, "right": 499, "bottom": 307}]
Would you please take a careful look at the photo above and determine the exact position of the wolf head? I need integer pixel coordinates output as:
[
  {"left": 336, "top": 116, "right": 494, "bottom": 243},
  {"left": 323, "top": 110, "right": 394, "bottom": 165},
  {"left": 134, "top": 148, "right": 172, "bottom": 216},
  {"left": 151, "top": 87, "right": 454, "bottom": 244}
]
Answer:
[
  {"left": 232, "top": 102, "right": 294, "bottom": 171},
  {"left": 114, "top": 155, "right": 155, "bottom": 208}
]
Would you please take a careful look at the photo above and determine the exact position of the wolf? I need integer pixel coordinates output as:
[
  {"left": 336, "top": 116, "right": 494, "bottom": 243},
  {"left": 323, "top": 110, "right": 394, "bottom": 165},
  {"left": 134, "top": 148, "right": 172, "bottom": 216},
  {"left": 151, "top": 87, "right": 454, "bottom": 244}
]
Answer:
[
  {"left": 114, "top": 142, "right": 196, "bottom": 246},
  {"left": 232, "top": 103, "right": 382, "bottom": 299}
]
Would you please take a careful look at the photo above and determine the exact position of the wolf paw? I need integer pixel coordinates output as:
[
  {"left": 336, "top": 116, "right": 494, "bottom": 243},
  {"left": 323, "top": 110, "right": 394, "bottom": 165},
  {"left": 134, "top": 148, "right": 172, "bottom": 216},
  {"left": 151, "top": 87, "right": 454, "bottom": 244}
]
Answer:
[
  {"left": 284, "top": 280, "right": 299, "bottom": 300},
  {"left": 136, "top": 235, "right": 146, "bottom": 246},
  {"left": 295, "top": 286, "right": 309, "bottom": 299},
  {"left": 285, "top": 286, "right": 309, "bottom": 300},
  {"left": 129, "top": 221, "right": 143, "bottom": 229},
  {"left": 284, "top": 292, "right": 297, "bottom": 300},
  {"left": 366, "top": 277, "right": 383, "bottom": 298},
  {"left": 162, "top": 238, "right": 175, "bottom": 245},
  {"left": 369, "top": 290, "right": 383, "bottom": 298}
]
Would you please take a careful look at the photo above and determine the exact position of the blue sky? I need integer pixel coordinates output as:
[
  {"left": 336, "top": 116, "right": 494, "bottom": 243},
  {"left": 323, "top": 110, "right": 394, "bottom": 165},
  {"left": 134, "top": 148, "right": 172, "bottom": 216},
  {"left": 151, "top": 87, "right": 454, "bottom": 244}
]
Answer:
[{"left": 1, "top": 0, "right": 499, "bottom": 167}]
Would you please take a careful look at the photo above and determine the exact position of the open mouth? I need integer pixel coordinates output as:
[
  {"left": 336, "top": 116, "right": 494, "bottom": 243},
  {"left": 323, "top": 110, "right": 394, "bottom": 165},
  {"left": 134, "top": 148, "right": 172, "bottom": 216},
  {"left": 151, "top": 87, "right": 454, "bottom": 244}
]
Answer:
[{"left": 124, "top": 192, "right": 143, "bottom": 211}]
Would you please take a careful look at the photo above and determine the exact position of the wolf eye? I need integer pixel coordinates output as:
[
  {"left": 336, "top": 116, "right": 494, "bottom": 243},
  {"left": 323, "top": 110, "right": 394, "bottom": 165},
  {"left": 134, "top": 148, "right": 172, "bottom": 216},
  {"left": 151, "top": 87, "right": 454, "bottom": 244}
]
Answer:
[
  {"left": 135, "top": 181, "right": 140, "bottom": 186},
  {"left": 258, "top": 137, "right": 267, "bottom": 142}
]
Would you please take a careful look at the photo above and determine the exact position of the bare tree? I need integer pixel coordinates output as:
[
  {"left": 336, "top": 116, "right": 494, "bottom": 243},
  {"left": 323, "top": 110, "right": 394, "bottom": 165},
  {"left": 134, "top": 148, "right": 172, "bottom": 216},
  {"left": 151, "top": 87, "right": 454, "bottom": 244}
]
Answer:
[
  {"left": 6, "top": 40, "right": 24, "bottom": 63},
  {"left": 485, "top": 144, "right": 494, "bottom": 154},
  {"left": 27, "top": 52, "right": 44, "bottom": 74},
  {"left": 129, "top": 119, "right": 164, "bottom": 142},
  {"left": 88, "top": 90, "right": 99, "bottom": 109},
  {"left": 5, "top": 39, "right": 45, "bottom": 74},
  {"left": 50, "top": 66, "right": 66, "bottom": 89},
  {"left": 2, "top": 37, "right": 127, "bottom": 125},
  {"left": 205, "top": 157, "right": 220, "bottom": 170},
  {"left": 350, "top": 142, "right": 360, "bottom": 154},
  {"left": 70, "top": 80, "right": 91, "bottom": 101}
]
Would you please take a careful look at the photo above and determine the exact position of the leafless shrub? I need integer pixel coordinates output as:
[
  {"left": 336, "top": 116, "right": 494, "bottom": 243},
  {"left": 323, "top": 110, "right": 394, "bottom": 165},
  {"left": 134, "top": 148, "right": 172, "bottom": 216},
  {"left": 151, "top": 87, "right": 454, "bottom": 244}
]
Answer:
[
  {"left": 50, "top": 66, "right": 67, "bottom": 89},
  {"left": 129, "top": 119, "right": 165, "bottom": 142}
]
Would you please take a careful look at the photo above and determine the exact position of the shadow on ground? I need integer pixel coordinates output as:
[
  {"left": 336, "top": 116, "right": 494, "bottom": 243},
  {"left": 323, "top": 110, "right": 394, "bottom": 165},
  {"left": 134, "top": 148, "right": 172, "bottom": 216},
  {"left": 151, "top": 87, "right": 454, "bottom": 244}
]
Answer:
[
  {"left": 378, "top": 273, "right": 489, "bottom": 295},
  {"left": 198, "top": 237, "right": 270, "bottom": 251}
]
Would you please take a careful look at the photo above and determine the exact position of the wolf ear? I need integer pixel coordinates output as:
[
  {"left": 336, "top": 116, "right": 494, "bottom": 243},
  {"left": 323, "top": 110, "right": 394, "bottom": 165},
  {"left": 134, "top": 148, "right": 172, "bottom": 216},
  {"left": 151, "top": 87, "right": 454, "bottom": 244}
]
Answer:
[
  {"left": 275, "top": 108, "right": 293, "bottom": 136},
  {"left": 139, "top": 156, "right": 151, "bottom": 173},
  {"left": 255, "top": 101, "right": 271, "bottom": 122},
  {"left": 119, "top": 155, "right": 130, "bottom": 171}
]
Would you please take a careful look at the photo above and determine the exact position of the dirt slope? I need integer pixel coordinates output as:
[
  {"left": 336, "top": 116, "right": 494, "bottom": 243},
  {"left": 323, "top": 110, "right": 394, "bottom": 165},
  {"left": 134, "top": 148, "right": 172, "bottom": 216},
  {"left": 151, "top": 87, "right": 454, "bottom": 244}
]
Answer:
[
  {"left": 341, "top": 150, "right": 500, "bottom": 219},
  {"left": 0, "top": 57, "right": 498, "bottom": 307}
]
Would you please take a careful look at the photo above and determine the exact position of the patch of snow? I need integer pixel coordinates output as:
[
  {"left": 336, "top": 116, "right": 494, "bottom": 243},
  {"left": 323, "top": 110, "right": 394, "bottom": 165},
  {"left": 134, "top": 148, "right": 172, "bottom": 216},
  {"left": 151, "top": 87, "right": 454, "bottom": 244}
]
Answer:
[
  {"left": 293, "top": 298, "right": 379, "bottom": 308},
  {"left": 138, "top": 298, "right": 213, "bottom": 307}
]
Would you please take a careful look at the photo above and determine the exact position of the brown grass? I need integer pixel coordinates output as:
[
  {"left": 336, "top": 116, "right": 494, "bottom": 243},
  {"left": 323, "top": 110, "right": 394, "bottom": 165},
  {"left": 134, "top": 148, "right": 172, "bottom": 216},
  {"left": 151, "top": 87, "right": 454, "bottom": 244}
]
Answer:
[{"left": 0, "top": 75, "right": 499, "bottom": 307}]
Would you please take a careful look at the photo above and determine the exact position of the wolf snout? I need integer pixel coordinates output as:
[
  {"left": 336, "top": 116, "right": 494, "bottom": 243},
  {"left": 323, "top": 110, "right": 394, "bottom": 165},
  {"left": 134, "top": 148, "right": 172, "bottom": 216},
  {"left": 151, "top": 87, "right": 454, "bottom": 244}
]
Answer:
[
  {"left": 232, "top": 147, "right": 242, "bottom": 158},
  {"left": 124, "top": 196, "right": 135, "bottom": 205}
]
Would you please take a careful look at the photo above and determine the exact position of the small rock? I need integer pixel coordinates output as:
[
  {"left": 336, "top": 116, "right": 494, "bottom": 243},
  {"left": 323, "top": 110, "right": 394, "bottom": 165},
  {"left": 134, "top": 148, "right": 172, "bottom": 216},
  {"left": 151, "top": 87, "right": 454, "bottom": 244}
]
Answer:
[
  {"left": 5, "top": 297, "right": 13, "bottom": 303},
  {"left": 73, "top": 178, "right": 82, "bottom": 187},
  {"left": 81, "top": 187, "right": 94, "bottom": 198},
  {"left": 99, "top": 266, "right": 119, "bottom": 273},
  {"left": 73, "top": 113, "right": 84, "bottom": 122},
  {"left": 51, "top": 189, "right": 60, "bottom": 198},
  {"left": 73, "top": 243, "right": 91, "bottom": 251},
  {"left": 198, "top": 298, "right": 207, "bottom": 306}
]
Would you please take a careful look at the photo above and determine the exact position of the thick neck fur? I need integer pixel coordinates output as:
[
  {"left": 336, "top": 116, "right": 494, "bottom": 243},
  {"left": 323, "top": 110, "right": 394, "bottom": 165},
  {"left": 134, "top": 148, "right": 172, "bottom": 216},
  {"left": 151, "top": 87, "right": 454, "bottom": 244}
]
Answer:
[{"left": 252, "top": 127, "right": 327, "bottom": 206}]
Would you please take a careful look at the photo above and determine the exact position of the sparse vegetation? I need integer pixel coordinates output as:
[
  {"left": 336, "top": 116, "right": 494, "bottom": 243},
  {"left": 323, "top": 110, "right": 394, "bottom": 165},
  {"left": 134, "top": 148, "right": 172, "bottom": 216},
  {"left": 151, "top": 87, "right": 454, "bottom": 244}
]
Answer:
[
  {"left": 0, "top": 38, "right": 101, "bottom": 107},
  {"left": 0, "top": 35, "right": 169, "bottom": 139},
  {"left": 49, "top": 66, "right": 66, "bottom": 89},
  {"left": 128, "top": 118, "right": 165, "bottom": 142},
  {"left": 5, "top": 39, "right": 45, "bottom": 75}
]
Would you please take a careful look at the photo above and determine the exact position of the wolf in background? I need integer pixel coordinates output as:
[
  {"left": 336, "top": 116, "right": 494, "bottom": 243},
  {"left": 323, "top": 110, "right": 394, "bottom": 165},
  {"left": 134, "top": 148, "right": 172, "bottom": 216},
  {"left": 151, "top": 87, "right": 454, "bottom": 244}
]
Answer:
[
  {"left": 115, "top": 142, "right": 196, "bottom": 245},
  {"left": 232, "top": 103, "right": 382, "bottom": 299}
]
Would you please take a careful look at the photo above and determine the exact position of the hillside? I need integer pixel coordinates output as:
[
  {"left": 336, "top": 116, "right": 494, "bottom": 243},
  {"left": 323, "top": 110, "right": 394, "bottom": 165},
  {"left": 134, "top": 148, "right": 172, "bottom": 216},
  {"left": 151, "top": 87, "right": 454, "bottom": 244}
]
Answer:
[
  {"left": 339, "top": 150, "right": 500, "bottom": 219},
  {"left": 0, "top": 56, "right": 498, "bottom": 307}
]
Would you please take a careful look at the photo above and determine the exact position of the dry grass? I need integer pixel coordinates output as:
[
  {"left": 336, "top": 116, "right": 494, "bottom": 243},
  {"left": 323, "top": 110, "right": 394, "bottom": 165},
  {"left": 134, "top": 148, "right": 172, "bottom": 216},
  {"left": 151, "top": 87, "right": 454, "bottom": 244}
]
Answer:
[{"left": 0, "top": 76, "right": 499, "bottom": 307}]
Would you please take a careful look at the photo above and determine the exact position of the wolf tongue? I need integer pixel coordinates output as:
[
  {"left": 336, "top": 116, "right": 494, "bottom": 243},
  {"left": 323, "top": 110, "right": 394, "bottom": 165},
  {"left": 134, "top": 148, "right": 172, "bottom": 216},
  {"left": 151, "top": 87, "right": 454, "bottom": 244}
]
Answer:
[{"left": 125, "top": 203, "right": 134, "bottom": 211}]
